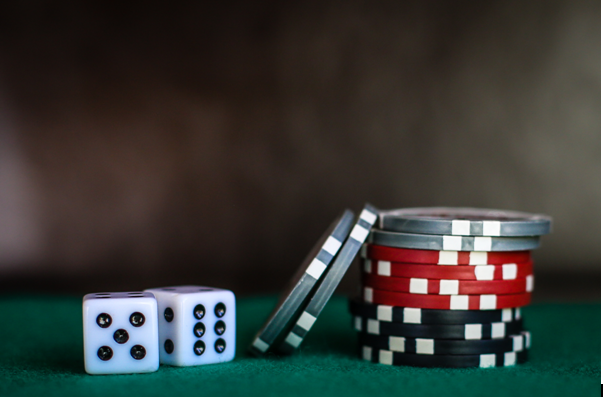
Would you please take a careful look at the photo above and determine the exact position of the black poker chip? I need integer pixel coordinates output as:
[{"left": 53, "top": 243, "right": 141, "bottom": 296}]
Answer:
[
  {"left": 357, "top": 330, "right": 530, "bottom": 355},
  {"left": 352, "top": 315, "right": 524, "bottom": 340},
  {"left": 348, "top": 298, "right": 522, "bottom": 325},
  {"left": 360, "top": 344, "right": 529, "bottom": 368}
]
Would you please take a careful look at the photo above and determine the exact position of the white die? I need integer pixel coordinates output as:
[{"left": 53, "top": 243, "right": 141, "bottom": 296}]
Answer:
[
  {"left": 83, "top": 292, "right": 159, "bottom": 375},
  {"left": 145, "top": 286, "right": 236, "bottom": 366}
]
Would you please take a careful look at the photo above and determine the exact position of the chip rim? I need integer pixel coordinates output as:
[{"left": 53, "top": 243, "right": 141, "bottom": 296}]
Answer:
[
  {"left": 348, "top": 298, "right": 522, "bottom": 324},
  {"left": 247, "top": 209, "right": 355, "bottom": 356},
  {"left": 360, "top": 344, "right": 529, "bottom": 367},
  {"left": 357, "top": 331, "right": 530, "bottom": 355},
  {"left": 276, "top": 204, "right": 379, "bottom": 354},
  {"left": 368, "top": 229, "right": 541, "bottom": 252},
  {"left": 379, "top": 207, "right": 552, "bottom": 237},
  {"left": 353, "top": 315, "right": 524, "bottom": 339}
]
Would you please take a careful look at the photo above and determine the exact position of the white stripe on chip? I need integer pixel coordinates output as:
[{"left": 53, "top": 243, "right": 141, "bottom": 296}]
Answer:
[
  {"left": 479, "top": 354, "right": 496, "bottom": 368},
  {"left": 322, "top": 236, "right": 342, "bottom": 256},
  {"left": 362, "top": 346, "right": 372, "bottom": 361},
  {"left": 438, "top": 251, "right": 459, "bottom": 265},
  {"left": 284, "top": 332, "right": 303, "bottom": 348},
  {"left": 364, "top": 259, "right": 371, "bottom": 273},
  {"left": 377, "top": 261, "right": 391, "bottom": 276},
  {"left": 364, "top": 287, "right": 373, "bottom": 303},
  {"left": 367, "top": 319, "right": 380, "bottom": 335},
  {"left": 379, "top": 350, "right": 393, "bottom": 365},
  {"left": 403, "top": 308, "right": 421, "bottom": 324},
  {"left": 475, "top": 265, "right": 495, "bottom": 280},
  {"left": 252, "top": 338, "right": 270, "bottom": 353},
  {"left": 296, "top": 311, "right": 316, "bottom": 331},
  {"left": 389, "top": 336, "right": 405, "bottom": 352},
  {"left": 451, "top": 220, "right": 471, "bottom": 235},
  {"left": 415, "top": 339, "right": 434, "bottom": 355},
  {"left": 450, "top": 295, "right": 469, "bottom": 310},
  {"left": 465, "top": 324, "right": 483, "bottom": 340},
  {"left": 483, "top": 221, "right": 501, "bottom": 236},
  {"left": 504, "top": 352, "right": 517, "bottom": 366},
  {"left": 439, "top": 279, "right": 459, "bottom": 295},
  {"left": 443, "top": 235, "right": 462, "bottom": 251},
  {"left": 360, "top": 209, "right": 377, "bottom": 224},
  {"left": 305, "top": 258, "right": 327, "bottom": 279},
  {"left": 491, "top": 323, "right": 505, "bottom": 338},
  {"left": 350, "top": 224, "right": 369, "bottom": 242},
  {"left": 479, "top": 295, "right": 497, "bottom": 310},
  {"left": 377, "top": 305, "right": 393, "bottom": 322},
  {"left": 409, "top": 278, "right": 428, "bottom": 294},
  {"left": 474, "top": 237, "right": 492, "bottom": 251},
  {"left": 502, "top": 264, "right": 518, "bottom": 280},
  {"left": 469, "top": 251, "right": 487, "bottom": 265}
]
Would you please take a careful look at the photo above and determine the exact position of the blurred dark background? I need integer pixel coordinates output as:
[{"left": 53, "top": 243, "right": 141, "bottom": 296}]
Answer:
[{"left": 0, "top": 1, "right": 599, "bottom": 301}]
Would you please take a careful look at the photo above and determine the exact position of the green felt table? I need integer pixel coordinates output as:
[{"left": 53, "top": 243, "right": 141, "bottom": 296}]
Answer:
[{"left": 0, "top": 295, "right": 599, "bottom": 397}]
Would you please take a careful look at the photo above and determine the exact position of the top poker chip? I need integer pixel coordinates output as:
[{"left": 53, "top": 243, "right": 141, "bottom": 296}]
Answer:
[
  {"left": 248, "top": 209, "right": 355, "bottom": 356},
  {"left": 378, "top": 207, "right": 552, "bottom": 237}
]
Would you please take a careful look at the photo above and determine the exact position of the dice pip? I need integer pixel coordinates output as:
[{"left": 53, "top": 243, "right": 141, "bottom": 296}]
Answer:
[
  {"left": 145, "top": 286, "right": 236, "bottom": 366},
  {"left": 83, "top": 292, "right": 159, "bottom": 375}
]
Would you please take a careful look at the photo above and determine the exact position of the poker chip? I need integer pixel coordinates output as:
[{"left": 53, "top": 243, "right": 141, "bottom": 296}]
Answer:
[
  {"left": 277, "top": 204, "right": 379, "bottom": 355},
  {"left": 368, "top": 229, "right": 540, "bottom": 252},
  {"left": 363, "top": 287, "right": 531, "bottom": 310},
  {"left": 362, "top": 273, "right": 534, "bottom": 295},
  {"left": 357, "top": 331, "right": 531, "bottom": 355},
  {"left": 353, "top": 316, "right": 524, "bottom": 339},
  {"left": 347, "top": 206, "right": 550, "bottom": 368},
  {"left": 247, "top": 204, "right": 549, "bottom": 368},
  {"left": 361, "top": 244, "right": 531, "bottom": 265},
  {"left": 360, "top": 345, "right": 529, "bottom": 368},
  {"left": 378, "top": 207, "right": 552, "bottom": 237},
  {"left": 362, "top": 259, "right": 533, "bottom": 281},
  {"left": 248, "top": 210, "right": 355, "bottom": 356},
  {"left": 348, "top": 299, "right": 522, "bottom": 325}
]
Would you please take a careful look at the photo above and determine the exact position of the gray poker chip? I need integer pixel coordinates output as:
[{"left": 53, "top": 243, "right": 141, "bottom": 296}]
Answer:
[
  {"left": 368, "top": 229, "right": 540, "bottom": 252},
  {"left": 379, "top": 207, "right": 552, "bottom": 237},
  {"left": 277, "top": 203, "right": 379, "bottom": 354},
  {"left": 248, "top": 210, "right": 355, "bottom": 356}
]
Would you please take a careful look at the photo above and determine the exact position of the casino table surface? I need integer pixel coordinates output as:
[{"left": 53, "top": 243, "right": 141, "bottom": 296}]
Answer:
[{"left": 0, "top": 295, "right": 599, "bottom": 397}]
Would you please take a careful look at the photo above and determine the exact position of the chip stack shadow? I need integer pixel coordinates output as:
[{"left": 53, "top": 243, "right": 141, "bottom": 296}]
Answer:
[{"left": 350, "top": 207, "right": 551, "bottom": 368}]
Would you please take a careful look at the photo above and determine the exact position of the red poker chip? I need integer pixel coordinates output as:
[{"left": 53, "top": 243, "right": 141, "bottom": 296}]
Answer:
[
  {"left": 363, "top": 287, "right": 531, "bottom": 310},
  {"left": 362, "top": 273, "right": 534, "bottom": 295},
  {"left": 362, "top": 259, "right": 533, "bottom": 281},
  {"left": 362, "top": 244, "right": 531, "bottom": 265}
]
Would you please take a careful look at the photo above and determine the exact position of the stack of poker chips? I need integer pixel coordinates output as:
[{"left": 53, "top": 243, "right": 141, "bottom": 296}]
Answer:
[{"left": 349, "top": 208, "right": 551, "bottom": 368}]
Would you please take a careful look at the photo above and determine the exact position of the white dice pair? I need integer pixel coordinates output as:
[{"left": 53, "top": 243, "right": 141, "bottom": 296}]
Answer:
[{"left": 83, "top": 286, "right": 236, "bottom": 375}]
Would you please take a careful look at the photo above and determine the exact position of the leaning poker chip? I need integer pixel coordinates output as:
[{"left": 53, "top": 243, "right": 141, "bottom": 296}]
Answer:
[
  {"left": 368, "top": 229, "right": 540, "bottom": 252},
  {"left": 361, "top": 244, "right": 531, "bottom": 265},
  {"left": 353, "top": 316, "right": 524, "bottom": 339},
  {"left": 360, "top": 345, "right": 528, "bottom": 368},
  {"left": 379, "top": 207, "right": 552, "bottom": 237},
  {"left": 363, "top": 288, "right": 531, "bottom": 310},
  {"left": 347, "top": 299, "right": 522, "bottom": 325},
  {"left": 277, "top": 204, "right": 379, "bottom": 354},
  {"left": 362, "top": 259, "right": 533, "bottom": 281},
  {"left": 362, "top": 273, "right": 534, "bottom": 295},
  {"left": 357, "top": 331, "right": 530, "bottom": 355},
  {"left": 248, "top": 210, "right": 355, "bottom": 356}
]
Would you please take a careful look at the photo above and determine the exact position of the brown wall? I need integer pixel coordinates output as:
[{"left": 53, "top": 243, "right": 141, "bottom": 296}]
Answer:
[{"left": 0, "top": 1, "right": 599, "bottom": 294}]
